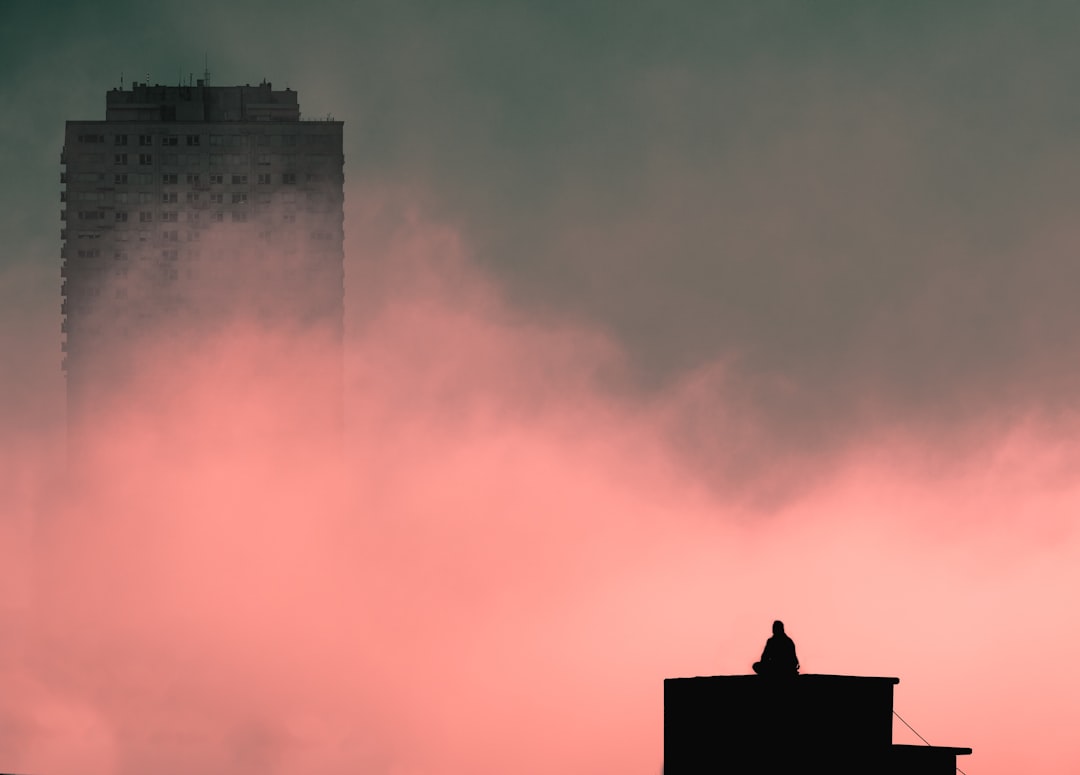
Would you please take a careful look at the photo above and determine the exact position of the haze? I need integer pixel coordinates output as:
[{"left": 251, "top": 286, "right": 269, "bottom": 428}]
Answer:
[{"left": 4, "top": 3, "right": 1080, "bottom": 773}]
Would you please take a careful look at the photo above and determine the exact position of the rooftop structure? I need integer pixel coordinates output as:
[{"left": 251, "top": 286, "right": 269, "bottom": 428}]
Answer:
[{"left": 664, "top": 673, "right": 971, "bottom": 774}]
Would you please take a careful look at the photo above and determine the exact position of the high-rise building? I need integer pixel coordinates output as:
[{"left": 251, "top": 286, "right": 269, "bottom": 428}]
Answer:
[{"left": 60, "top": 80, "right": 344, "bottom": 444}]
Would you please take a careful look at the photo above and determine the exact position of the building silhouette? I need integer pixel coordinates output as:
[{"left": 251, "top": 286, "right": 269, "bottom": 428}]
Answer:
[
  {"left": 665, "top": 673, "right": 971, "bottom": 774},
  {"left": 60, "top": 80, "right": 344, "bottom": 445}
]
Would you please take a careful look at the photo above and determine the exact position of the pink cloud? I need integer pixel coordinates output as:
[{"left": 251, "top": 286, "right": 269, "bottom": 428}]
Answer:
[{"left": 1, "top": 195, "right": 1076, "bottom": 774}]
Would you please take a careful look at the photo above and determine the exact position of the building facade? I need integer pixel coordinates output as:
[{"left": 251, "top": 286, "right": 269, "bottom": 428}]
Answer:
[{"left": 61, "top": 81, "right": 344, "bottom": 441}]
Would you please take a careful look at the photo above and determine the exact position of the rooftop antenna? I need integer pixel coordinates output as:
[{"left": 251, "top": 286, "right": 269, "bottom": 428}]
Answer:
[
  {"left": 203, "top": 53, "right": 210, "bottom": 87},
  {"left": 120, "top": 71, "right": 124, "bottom": 89}
]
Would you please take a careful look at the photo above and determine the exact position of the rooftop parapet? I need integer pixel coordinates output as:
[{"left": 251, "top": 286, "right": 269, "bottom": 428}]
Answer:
[{"left": 105, "top": 81, "right": 299, "bottom": 122}]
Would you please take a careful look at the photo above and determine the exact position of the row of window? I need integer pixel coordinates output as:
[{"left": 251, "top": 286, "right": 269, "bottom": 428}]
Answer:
[
  {"left": 105, "top": 153, "right": 337, "bottom": 166},
  {"left": 69, "top": 153, "right": 340, "bottom": 172},
  {"left": 113, "top": 192, "right": 251, "bottom": 217},
  {"left": 78, "top": 133, "right": 336, "bottom": 147},
  {"left": 107, "top": 165, "right": 304, "bottom": 185},
  {"left": 74, "top": 211, "right": 335, "bottom": 231},
  {"left": 70, "top": 192, "right": 323, "bottom": 209},
  {"left": 83, "top": 210, "right": 309, "bottom": 225},
  {"left": 67, "top": 172, "right": 333, "bottom": 190}
]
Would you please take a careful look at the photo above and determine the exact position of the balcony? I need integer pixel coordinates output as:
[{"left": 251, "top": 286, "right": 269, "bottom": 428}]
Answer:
[{"left": 60, "top": 172, "right": 67, "bottom": 184}]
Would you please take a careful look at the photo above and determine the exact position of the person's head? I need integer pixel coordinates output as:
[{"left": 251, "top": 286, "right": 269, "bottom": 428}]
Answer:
[{"left": 772, "top": 620, "right": 785, "bottom": 635}]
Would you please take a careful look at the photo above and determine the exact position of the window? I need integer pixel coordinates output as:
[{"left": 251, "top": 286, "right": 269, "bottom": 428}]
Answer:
[
  {"left": 186, "top": 173, "right": 201, "bottom": 185},
  {"left": 139, "top": 134, "right": 152, "bottom": 146},
  {"left": 162, "top": 136, "right": 178, "bottom": 146},
  {"left": 187, "top": 212, "right": 201, "bottom": 223},
  {"left": 257, "top": 173, "right": 271, "bottom": 185},
  {"left": 161, "top": 154, "right": 178, "bottom": 166},
  {"left": 139, "top": 192, "right": 154, "bottom": 204},
  {"left": 209, "top": 174, "right": 223, "bottom": 184},
  {"left": 78, "top": 133, "right": 105, "bottom": 143},
  {"left": 210, "top": 154, "right": 223, "bottom": 166},
  {"left": 210, "top": 193, "right": 224, "bottom": 204},
  {"left": 139, "top": 211, "right": 153, "bottom": 223},
  {"left": 76, "top": 248, "right": 101, "bottom": 258},
  {"left": 134, "top": 173, "right": 154, "bottom": 185},
  {"left": 162, "top": 249, "right": 179, "bottom": 261},
  {"left": 211, "top": 135, "right": 244, "bottom": 148},
  {"left": 257, "top": 154, "right": 271, "bottom": 166},
  {"left": 283, "top": 213, "right": 296, "bottom": 223},
  {"left": 114, "top": 154, "right": 128, "bottom": 165},
  {"left": 160, "top": 212, "right": 178, "bottom": 222},
  {"left": 114, "top": 173, "right": 128, "bottom": 185},
  {"left": 186, "top": 134, "right": 201, "bottom": 146},
  {"left": 283, "top": 134, "right": 296, "bottom": 146},
  {"left": 231, "top": 211, "right": 248, "bottom": 222},
  {"left": 282, "top": 173, "right": 296, "bottom": 184},
  {"left": 213, "top": 212, "right": 224, "bottom": 222},
  {"left": 231, "top": 192, "right": 247, "bottom": 204},
  {"left": 163, "top": 230, "right": 179, "bottom": 242},
  {"left": 162, "top": 192, "right": 178, "bottom": 203},
  {"left": 115, "top": 211, "right": 128, "bottom": 222},
  {"left": 77, "top": 211, "right": 106, "bottom": 221},
  {"left": 114, "top": 134, "right": 129, "bottom": 146},
  {"left": 306, "top": 173, "right": 322, "bottom": 183},
  {"left": 162, "top": 174, "right": 178, "bottom": 185},
  {"left": 115, "top": 193, "right": 129, "bottom": 204},
  {"left": 139, "top": 154, "right": 152, "bottom": 165},
  {"left": 185, "top": 192, "right": 200, "bottom": 203},
  {"left": 231, "top": 174, "right": 248, "bottom": 184}
]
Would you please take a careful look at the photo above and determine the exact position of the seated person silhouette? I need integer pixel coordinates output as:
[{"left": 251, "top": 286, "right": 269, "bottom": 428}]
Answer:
[{"left": 752, "top": 620, "right": 800, "bottom": 677}]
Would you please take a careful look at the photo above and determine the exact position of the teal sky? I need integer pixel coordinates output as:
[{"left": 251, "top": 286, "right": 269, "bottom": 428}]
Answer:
[{"left": 5, "top": 0, "right": 1080, "bottom": 470}]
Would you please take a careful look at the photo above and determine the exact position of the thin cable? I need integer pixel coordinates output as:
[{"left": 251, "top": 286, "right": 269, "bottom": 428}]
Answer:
[{"left": 893, "top": 709, "right": 968, "bottom": 775}]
